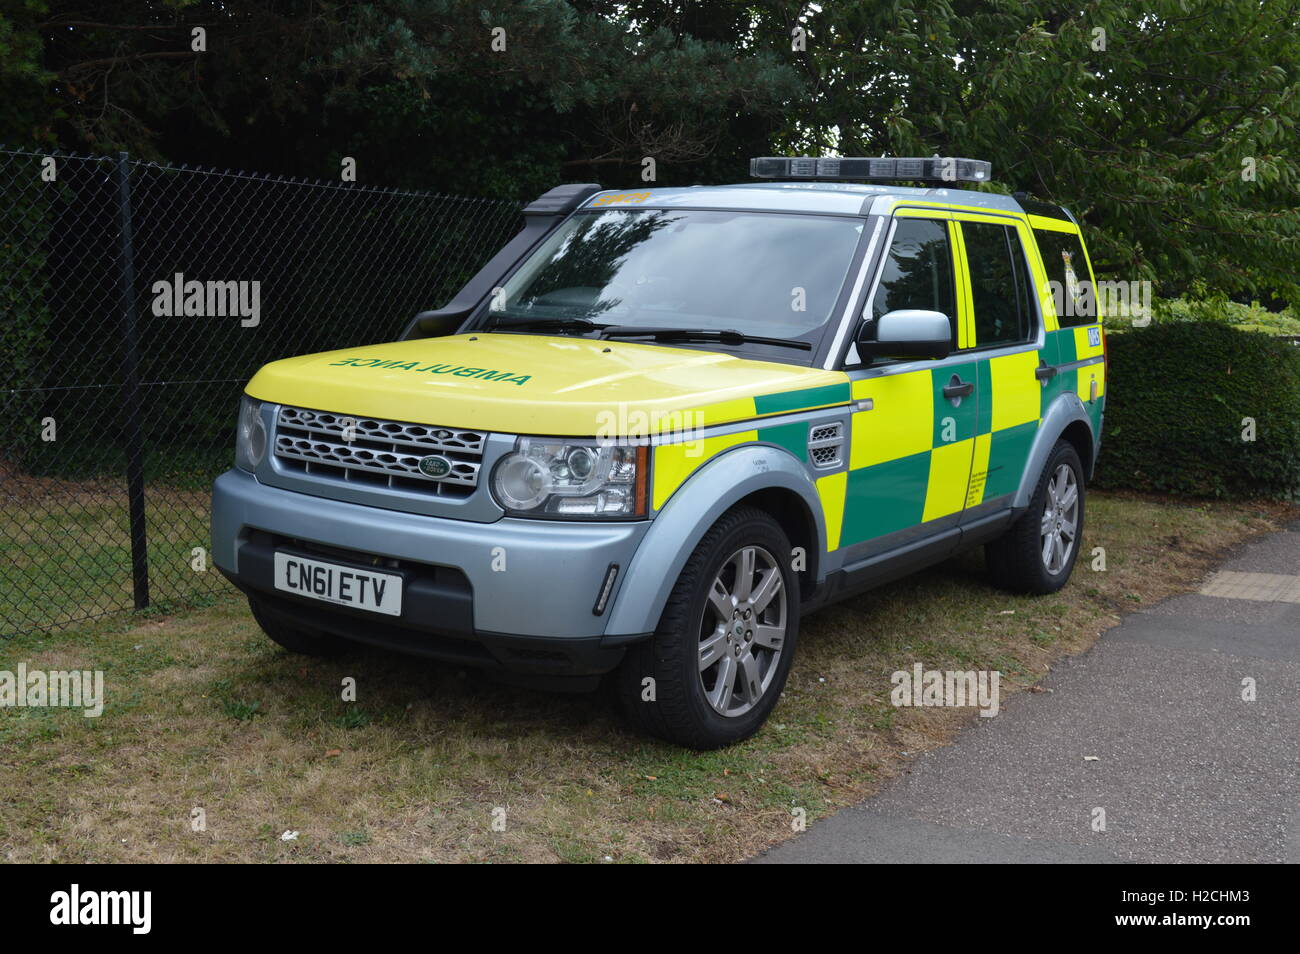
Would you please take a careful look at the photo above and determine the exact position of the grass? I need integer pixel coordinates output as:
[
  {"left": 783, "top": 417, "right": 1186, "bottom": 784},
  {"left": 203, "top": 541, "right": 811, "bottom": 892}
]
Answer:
[
  {"left": 0, "top": 491, "right": 1292, "bottom": 863},
  {"left": 0, "top": 466, "right": 220, "bottom": 636}
]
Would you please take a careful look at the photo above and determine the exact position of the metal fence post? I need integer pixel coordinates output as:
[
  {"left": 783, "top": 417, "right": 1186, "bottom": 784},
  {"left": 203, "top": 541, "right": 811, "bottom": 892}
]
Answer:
[{"left": 114, "top": 151, "right": 150, "bottom": 610}]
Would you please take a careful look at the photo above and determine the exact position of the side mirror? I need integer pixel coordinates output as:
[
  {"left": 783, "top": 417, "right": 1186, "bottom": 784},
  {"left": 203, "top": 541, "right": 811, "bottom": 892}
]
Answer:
[{"left": 857, "top": 309, "right": 952, "bottom": 361}]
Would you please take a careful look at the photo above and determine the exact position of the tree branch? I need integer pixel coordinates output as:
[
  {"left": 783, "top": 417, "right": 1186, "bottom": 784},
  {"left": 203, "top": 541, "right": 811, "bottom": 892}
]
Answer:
[
  {"left": 40, "top": 21, "right": 200, "bottom": 31},
  {"left": 62, "top": 51, "right": 200, "bottom": 74}
]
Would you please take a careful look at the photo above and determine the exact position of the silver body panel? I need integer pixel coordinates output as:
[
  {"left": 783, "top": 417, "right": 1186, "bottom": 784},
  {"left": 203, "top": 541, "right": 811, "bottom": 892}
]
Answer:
[{"left": 212, "top": 468, "right": 647, "bottom": 639}]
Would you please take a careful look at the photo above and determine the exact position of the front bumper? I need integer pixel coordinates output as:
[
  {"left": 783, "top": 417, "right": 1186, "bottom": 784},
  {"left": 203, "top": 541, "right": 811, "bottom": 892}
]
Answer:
[{"left": 211, "top": 468, "right": 652, "bottom": 676}]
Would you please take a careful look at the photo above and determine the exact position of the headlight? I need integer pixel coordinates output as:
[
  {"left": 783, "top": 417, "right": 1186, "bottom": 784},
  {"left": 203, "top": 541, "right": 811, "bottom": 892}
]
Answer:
[
  {"left": 235, "top": 395, "right": 267, "bottom": 472},
  {"left": 492, "top": 438, "right": 648, "bottom": 518}
]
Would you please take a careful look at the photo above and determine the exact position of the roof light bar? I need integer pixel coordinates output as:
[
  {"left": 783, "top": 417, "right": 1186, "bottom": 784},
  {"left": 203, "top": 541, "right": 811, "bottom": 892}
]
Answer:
[{"left": 749, "top": 156, "right": 992, "bottom": 184}]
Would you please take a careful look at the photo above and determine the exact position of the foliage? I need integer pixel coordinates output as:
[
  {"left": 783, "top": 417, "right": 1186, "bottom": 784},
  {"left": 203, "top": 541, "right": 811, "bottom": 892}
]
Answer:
[
  {"left": 1096, "top": 322, "right": 1300, "bottom": 499},
  {"left": 1098, "top": 294, "right": 1300, "bottom": 333},
  {"left": 0, "top": 170, "right": 53, "bottom": 467},
  {"left": 2, "top": 1, "right": 1296, "bottom": 295},
  {"left": 1153, "top": 297, "right": 1300, "bottom": 335},
  {"left": 751, "top": 0, "right": 1300, "bottom": 303},
  {"left": 2, "top": 1, "right": 800, "bottom": 197}
]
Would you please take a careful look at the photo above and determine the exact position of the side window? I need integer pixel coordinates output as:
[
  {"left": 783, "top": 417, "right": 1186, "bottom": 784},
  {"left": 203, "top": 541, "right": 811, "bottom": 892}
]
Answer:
[
  {"left": 961, "top": 221, "right": 1034, "bottom": 347},
  {"left": 1032, "top": 228, "right": 1094, "bottom": 328},
  {"left": 1008, "top": 227, "right": 1039, "bottom": 333},
  {"left": 866, "top": 218, "right": 958, "bottom": 347}
]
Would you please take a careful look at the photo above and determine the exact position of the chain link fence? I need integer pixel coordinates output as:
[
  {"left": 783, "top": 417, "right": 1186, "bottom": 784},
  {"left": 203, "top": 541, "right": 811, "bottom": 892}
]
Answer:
[{"left": 1, "top": 147, "right": 523, "bottom": 637}]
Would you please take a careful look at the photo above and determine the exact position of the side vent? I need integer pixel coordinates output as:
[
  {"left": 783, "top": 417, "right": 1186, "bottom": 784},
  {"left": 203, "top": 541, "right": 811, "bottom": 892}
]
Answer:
[{"left": 807, "top": 422, "right": 844, "bottom": 469}]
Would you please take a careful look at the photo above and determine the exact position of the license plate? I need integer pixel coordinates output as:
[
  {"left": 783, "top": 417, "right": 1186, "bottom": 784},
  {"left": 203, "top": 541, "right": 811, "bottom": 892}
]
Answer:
[{"left": 273, "top": 552, "right": 403, "bottom": 616}]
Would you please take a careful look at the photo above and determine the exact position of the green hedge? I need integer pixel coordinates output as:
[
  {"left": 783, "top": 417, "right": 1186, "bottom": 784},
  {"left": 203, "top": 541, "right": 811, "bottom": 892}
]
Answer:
[{"left": 1096, "top": 322, "right": 1300, "bottom": 499}]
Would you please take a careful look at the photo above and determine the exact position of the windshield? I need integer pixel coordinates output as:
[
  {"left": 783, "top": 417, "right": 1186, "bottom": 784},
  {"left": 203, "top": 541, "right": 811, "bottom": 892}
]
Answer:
[{"left": 482, "top": 208, "right": 864, "bottom": 355}]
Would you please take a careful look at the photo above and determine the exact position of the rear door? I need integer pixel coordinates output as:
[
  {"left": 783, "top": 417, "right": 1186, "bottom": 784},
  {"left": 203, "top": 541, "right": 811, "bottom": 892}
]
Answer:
[
  {"left": 950, "top": 214, "right": 1049, "bottom": 519},
  {"left": 1028, "top": 218, "right": 1107, "bottom": 437}
]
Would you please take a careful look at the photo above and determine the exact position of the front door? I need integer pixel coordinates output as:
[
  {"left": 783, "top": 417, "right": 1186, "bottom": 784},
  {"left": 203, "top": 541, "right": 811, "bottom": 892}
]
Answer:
[{"left": 839, "top": 212, "right": 978, "bottom": 556}]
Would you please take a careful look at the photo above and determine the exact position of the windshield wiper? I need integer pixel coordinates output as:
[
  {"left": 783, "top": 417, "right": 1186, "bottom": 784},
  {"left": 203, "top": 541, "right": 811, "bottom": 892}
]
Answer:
[
  {"left": 600, "top": 326, "right": 811, "bottom": 351},
  {"left": 488, "top": 317, "right": 813, "bottom": 351},
  {"left": 487, "top": 315, "right": 607, "bottom": 333}
]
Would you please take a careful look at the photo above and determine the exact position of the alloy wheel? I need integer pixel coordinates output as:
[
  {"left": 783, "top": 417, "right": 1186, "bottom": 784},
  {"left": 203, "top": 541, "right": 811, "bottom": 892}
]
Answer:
[
  {"left": 696, "top": 545, "right": 788, "bottom": 717},
  {"left": 1039, "top": 463, "right": 1079, "bottom": 574}
]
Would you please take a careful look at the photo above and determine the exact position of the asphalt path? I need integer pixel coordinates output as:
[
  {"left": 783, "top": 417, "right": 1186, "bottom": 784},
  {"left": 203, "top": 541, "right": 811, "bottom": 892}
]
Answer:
[{"left": 755, "top": 521, "right": 1300, "bottom": 864}]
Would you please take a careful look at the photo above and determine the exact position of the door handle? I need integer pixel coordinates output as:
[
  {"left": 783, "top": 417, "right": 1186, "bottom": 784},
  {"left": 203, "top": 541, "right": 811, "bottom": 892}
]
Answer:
[
  {"left": 1035, "top": 363, "right": 1058, "bottom": 381},
  {"left": 943, "top": 378, "right": 974, "bottom": 400}
]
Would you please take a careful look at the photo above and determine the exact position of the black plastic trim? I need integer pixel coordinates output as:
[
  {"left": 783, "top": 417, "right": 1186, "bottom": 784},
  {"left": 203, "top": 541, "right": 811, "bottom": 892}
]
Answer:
[{"left": 400, "top": 183, "right": 601, "bottom": 340}]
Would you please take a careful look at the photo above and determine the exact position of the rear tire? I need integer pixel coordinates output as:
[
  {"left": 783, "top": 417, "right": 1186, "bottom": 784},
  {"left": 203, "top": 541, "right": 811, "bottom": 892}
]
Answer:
[
  {"left": 249, "top": 598, "right": 346, "bottom": 656},
  {"left": 986, "top": 440, "right": 1085, "bottom": 595},
  {"left": 615, "top": 505, "right": 800, "bottom": 749}
]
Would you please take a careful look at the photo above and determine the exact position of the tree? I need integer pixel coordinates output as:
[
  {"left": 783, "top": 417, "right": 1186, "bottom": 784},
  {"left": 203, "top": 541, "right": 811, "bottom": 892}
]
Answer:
[
  {"left": 4, "top": 0, "right": 1297, "bottom": 298},
  {"left": 756, "top": 0, "right": 1300, "bottom": 301},
  {"left": 3, "top": 1, "right": 801, "bottom": 196}
]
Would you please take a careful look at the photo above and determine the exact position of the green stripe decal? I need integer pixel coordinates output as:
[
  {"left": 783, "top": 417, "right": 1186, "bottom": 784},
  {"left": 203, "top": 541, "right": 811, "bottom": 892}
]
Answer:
[
  {"left": 1039, "top": 353, "right": 1055, "bottom": 418},
  {"left": 1088, "top": 395, "right": 1105, "bottom": 434},
  {"left": 753, "top": 383, "right": 851, "bottom": 416},
  {"left": 1043, "top": 330, "right": 1077, "bottom": 408},
  {"left": 1054, "top": 328, "right": 1078, "bottom": 364},
  {"left": 931, "top": 361, "right": 978, "bottom": 445},
  {"left": 841, "top": 450, "right": 931, "bottom": 545},
  {"left": 759, "top": 421, "right": 808, "bottom": 461},
  {"left": 985, "top": 421, "right": 1038, "bottom": 499}
]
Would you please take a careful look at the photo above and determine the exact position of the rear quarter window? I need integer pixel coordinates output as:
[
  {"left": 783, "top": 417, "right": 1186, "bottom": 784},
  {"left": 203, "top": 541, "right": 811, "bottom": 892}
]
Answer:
[{"left": 1033, "top": 229, "right": 1096, "bottom": 328}]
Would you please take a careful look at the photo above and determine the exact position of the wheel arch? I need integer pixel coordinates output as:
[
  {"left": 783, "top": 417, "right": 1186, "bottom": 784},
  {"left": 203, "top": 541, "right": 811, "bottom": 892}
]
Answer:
[
  {"left": 1059, "top": 418, "right": 1095, "bottom": 482},
  {"left": 1013, "top": 393, "right": 1096, "bottom": 509},
  {"left": 603, "top": 444, "right": 827, "bottom": 637},
  {"left": 737, "top": 485, "right": 822, "bottom": 602}
]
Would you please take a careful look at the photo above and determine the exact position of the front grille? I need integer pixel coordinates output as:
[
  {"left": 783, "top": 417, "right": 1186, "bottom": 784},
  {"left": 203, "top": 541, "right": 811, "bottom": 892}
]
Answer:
[
  {"left": 273, "top": 405, "right": 487, "bottom": 497},
  {"left": 807, "top": 422, "right": 843, "bottom": 469}
]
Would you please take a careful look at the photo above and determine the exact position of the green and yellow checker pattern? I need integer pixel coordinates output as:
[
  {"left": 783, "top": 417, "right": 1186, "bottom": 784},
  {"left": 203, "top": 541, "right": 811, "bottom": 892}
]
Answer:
[
  {"left": 832, "top": 209, "right": 1055, "bottom": 550},
  {"left": 650, "top": 382, "right": 851, "bottom": 511},
  {"left": 834, "top": 351, "right": 1043, "bottom": 549},
  {"left": 1041, "top": 323, "right": 1106, "bottom": 438},
  {"left": 649, "top": 205, "right": 1105, "bottom": 557}
]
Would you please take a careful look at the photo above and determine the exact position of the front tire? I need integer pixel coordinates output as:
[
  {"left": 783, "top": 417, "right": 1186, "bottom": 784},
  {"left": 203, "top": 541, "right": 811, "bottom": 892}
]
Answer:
[
  {"left": 615, "top": 505, "right": 800, "bottom": 749},
  {"left": 986, "top": 440, "right": 1085, "bottom": 594}
]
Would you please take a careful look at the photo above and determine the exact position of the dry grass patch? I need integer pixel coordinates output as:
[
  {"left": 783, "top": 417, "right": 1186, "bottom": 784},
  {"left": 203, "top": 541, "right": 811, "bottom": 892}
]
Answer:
[{"left": 0, "top": 492, "right": 1291, "bottom": 863}]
